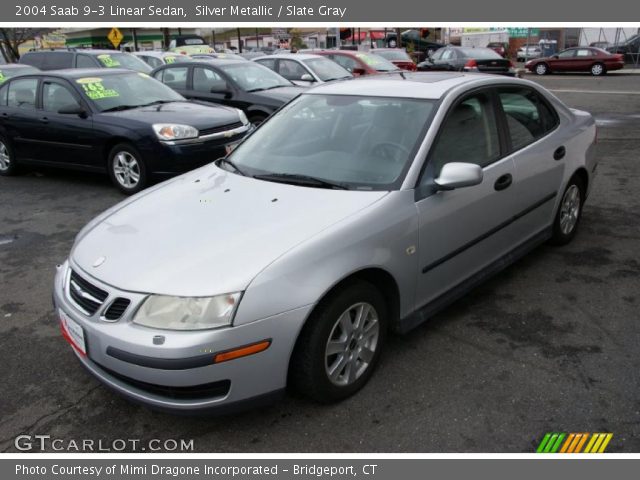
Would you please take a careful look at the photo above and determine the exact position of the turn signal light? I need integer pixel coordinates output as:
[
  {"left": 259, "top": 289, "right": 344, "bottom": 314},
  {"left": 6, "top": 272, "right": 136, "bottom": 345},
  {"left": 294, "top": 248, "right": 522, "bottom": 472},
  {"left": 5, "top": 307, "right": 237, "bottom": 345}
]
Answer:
[{"left": 213, "top": 340, "right": 271, "bottom": 364}]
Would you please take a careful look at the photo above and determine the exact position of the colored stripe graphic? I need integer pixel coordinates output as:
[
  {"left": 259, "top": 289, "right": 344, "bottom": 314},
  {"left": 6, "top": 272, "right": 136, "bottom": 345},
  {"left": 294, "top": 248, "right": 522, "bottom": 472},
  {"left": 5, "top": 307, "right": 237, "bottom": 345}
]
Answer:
[{"left": 537, "top": 433, "right": 613, "bottom": 453}]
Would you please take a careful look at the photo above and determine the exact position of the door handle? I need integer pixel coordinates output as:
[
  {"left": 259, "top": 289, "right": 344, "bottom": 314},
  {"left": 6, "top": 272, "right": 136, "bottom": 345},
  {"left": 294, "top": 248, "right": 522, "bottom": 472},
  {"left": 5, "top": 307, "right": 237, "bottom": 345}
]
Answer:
[
  {"left": 494, "top": 173, "right": 513, "bottom": 191},
  {"left": 554, "top": 146, "right": 566, "bottom": 160}
]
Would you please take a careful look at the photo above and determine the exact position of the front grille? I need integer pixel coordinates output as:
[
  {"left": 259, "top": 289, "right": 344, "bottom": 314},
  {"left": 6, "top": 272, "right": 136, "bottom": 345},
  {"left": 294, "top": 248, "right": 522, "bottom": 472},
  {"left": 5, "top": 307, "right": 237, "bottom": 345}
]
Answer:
[
  {"left": 103, "top": 298, "right": 131, "bottom": 320},
  {"left": 68, "top": 270, "right": 108, "bottom": 315},
  {"left": 199, "top": 121, "right": 242, "bottom": 137},
  {"left": 98, "top": 363, "right": 231, "bottom": 400}
]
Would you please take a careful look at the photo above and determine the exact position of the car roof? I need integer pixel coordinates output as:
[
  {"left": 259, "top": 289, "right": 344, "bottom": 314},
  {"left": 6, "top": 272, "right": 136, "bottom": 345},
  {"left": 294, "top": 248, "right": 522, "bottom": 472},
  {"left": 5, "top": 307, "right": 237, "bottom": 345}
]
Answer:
[
  {"left": 36, "top": 68, "right": 137, "bottom": 78},
  {"left": 254, "top": 53, "right": 324, "bottom": 61},
  {"left": 134, "top": 51, "right": 183, "bottom": 58},
  {"left": 306, "top": 72, "right": 523, "bottom": 100},
  {"left": 1, "top": 64, "right": 36, "bottom": 69}
]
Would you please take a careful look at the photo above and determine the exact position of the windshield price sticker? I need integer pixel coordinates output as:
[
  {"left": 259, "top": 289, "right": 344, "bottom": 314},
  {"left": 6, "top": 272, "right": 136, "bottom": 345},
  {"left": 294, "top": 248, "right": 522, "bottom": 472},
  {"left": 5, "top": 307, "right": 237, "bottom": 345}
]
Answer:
[
  {"left": 165, "top": 56, "right": 177, "bottom": 64},
  {"left": 97, "top": 54, "right": 121, "bottom": 67},
  {"left": 0, "top": 71, "right": 5, "bottom": 83},
  {"left": 76, "top": 78, "right": 120, "bottom": 100}
]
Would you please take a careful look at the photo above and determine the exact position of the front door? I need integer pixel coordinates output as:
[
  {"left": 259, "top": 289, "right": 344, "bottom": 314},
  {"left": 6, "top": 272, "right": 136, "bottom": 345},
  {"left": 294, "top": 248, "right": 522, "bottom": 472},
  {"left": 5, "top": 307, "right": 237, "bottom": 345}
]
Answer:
[{"left": 414, "top": 89, "right": 519, "bottom": 309}]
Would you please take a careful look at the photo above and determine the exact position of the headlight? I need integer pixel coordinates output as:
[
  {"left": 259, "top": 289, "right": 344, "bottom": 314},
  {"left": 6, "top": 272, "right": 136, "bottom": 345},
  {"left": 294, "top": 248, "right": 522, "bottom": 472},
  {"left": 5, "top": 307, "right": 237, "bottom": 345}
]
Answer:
[
  {"left": 152, "top": 124, "right": 198, "bottom": 141},
  {"left": 237, "top": 110, "right": 249, "bottom": 126},
  {"left": 133, "top": 293, "right": 241, "bottom": 330}
]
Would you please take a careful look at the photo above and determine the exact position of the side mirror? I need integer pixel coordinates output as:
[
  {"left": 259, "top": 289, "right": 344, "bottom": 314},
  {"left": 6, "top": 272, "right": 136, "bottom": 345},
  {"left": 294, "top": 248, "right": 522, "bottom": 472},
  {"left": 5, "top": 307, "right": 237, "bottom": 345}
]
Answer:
[
  {"left": 300, "top": 73, "right": 315, "bottom": 82},
  {"left": 58, "top": 104, "right": 87, "bottom": 118},
  {"left": 352, "top": 67, "right": 366, "bottom": 76},
  {"left": 434, "top": 162, "right": 483, "bottom": 190}
]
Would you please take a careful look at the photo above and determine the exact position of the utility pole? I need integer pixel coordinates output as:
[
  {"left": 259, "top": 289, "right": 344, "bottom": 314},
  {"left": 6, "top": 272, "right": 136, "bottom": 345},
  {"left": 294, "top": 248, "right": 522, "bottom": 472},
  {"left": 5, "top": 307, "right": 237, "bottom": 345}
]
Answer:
[{"left": 237, "top": 28, "right": 242, "bottom": 53}]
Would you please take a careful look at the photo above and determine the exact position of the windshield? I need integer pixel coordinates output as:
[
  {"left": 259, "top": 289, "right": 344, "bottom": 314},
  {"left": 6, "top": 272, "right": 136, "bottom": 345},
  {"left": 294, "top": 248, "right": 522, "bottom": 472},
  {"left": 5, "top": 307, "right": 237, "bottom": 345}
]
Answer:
[
  {"left": 227, "top": 94, "right": 435, "bottom": 190},
  {"left": 95, "top": 53, "right": 152, "bottom": 73},
  {"left": 375, "top": 50, "right": 412, "bottom": 61},
  {"left": 217, "top": 62, "right": 291, "bottom": 91},
  {"left": 354, "top": 53, "right": 399, "bottom": 71},
  {"left": 182, "top": 38, "right": 205, "bottom": 45},
  {"left": 458, "top": 48, "right": 503, "bottom": 59},
  {"left": 303, "top": 58, "right": 351, "bottom": 81},
  {"left": 76, "top": 73, "right": 184, "bottom": 112}
]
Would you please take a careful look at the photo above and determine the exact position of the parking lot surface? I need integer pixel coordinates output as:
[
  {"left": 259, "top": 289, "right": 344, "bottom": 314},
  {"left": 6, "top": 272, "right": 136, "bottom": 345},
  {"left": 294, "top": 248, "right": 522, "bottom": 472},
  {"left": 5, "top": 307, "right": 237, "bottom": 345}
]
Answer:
[{"left": 0, "top": 74, "right": 639, "bottom": 453}]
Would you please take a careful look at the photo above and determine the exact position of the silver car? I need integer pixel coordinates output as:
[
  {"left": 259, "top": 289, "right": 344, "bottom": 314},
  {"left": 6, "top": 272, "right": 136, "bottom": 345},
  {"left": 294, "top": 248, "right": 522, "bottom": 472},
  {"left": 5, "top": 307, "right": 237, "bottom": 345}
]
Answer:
[
  {"left": 53, "top": 72, "right": 597, "bottom": 413},
  {"left": 253, "top": 53, "right": 352, "bottom": 86}
]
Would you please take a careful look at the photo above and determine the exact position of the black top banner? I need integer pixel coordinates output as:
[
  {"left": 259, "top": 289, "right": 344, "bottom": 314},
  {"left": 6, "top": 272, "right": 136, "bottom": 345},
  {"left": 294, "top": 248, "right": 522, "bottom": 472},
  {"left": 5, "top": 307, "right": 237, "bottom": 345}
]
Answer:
[{"left": 5, "top": 0, "right": 640, "bottom": 22}]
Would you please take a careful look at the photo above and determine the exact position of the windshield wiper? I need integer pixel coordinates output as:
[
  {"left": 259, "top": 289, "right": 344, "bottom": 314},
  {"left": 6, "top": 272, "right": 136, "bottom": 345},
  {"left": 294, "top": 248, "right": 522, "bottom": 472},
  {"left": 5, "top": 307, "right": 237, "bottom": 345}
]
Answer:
[
  {"left": 215, "top": 157, "right": 246, "bottom": 176},
  {"left": 101, "top": 104, "right": 140, "bottom": 112},
  {"left": 247, "top": 85, "right": 285, "bottom": 92},
  {"left": 253, "top": 173, "right": 348, "bottom": 190},
  {"left": 137, "top": 100, "right": 174, "bottom": 108}
]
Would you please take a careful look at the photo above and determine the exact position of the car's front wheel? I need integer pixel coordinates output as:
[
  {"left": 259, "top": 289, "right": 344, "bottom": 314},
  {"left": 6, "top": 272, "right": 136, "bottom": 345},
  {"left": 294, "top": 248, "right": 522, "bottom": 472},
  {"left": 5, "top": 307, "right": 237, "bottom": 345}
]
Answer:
[
  {"left": 550, "top": 175, "right": 586, "bottom": 245},
  {"left": 290, "top": 281, "right": 388, "bottom": 403},
  {"left": 535, "top": 62, "right": 549, "bottom": 75},
  {"left": 108, "top": 143, "right": 148, "bottom": 195},
  {"left": 0, "top": 135, "right": 18, "bottom": 176}
]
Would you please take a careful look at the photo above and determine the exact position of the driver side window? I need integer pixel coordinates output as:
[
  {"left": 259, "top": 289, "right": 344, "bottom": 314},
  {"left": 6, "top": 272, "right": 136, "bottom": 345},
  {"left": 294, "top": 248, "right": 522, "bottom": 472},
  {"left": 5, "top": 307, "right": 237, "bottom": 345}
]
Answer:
[{"left": 427, "top": 91, "right": 500, "bottom": 179}]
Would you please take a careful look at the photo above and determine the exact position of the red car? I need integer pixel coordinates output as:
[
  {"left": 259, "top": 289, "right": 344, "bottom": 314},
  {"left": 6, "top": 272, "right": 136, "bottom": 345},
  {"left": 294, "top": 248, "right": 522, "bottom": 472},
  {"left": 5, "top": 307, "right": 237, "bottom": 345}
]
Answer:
[
  {"left": 314, "top": 50, "right": 399, "bottom": 76},
  {"left": 526, "top": 47, "right": 624, "bottom": 76},
  {"left": 371, "top": 48, "right": 417, "bottom": 71}
]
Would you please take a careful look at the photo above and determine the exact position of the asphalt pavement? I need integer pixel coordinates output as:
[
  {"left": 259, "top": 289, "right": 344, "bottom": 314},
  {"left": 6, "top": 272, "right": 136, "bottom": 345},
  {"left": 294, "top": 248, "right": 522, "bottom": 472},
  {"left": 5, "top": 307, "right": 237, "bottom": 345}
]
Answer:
[{"left": 0, "top": 73, "right": 638, "bottom": 453}]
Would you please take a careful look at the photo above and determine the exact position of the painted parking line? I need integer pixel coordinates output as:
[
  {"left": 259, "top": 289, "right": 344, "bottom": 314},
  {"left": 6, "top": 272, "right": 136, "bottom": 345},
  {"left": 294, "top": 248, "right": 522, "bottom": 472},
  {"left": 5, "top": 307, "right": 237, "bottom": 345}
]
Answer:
[{"left": 549, "top": 89, "right": 640, "bottom": 95}]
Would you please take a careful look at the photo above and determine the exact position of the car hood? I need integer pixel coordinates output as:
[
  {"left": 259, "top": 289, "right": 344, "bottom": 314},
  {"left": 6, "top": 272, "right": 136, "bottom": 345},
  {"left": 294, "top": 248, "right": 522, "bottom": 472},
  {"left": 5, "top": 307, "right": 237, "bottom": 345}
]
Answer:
[
  {"left": 71, "top": 167, "right": 388, "bottom": 296},
  {"left": 100, "top": 101, "right": 241, "bottom": 130},
  {"left": 250, "top": 86, "right": 305, "bottom": 103}
]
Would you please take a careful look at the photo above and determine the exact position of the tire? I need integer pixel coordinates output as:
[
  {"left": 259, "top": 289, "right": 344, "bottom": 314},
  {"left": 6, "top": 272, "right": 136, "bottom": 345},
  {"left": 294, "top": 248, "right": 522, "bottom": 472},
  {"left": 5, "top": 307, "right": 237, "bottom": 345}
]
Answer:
[
  {"left": 591, "top": 63, "right": 606, "bottom": 76},
  {"left": 107, "top": 143, "right": 148, "bottom": 195},
  {"left": 550, "top": 175, "right": 586, "bottom": 245},
  {"left": 0, "top": 135, "right": 18, "bottom": 176},
  {"left": 248, "top": 113, "right": 267, "bottom": 127},
  {"left": 535, "top": 63, "right": 549, "bottom": 75},
  {"left": 290, "top": 281, "right": 388, "bottom": 403}
]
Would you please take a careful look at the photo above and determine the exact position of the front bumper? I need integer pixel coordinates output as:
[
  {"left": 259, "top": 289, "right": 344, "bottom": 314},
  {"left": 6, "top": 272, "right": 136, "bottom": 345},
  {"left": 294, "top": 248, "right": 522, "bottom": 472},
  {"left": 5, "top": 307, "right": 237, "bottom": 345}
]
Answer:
[{"left": 53, "top": 261, "right": 311, "bottom": 414}]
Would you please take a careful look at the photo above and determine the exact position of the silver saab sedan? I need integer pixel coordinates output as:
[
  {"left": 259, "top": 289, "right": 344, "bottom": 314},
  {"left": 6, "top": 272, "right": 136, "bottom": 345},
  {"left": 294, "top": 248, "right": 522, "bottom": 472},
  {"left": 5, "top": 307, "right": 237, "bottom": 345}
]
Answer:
[{"left": 53, "top": 72, "right": 597, "bottom": 413}]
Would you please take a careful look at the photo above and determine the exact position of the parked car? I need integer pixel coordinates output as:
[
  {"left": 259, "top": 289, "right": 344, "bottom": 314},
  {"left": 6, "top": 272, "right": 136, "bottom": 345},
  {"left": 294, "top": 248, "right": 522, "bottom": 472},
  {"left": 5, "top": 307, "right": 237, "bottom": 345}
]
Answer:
[
  {"left": 516, "top": 44, "right": 542, "bottom": 62},
  {"left": 168, "top": 35, "right": 214, "bottom": 55},
  {"left": 314, "top": 50, "right": 399, "bottom": 76},
  {"left": 253, "top": 53, "right": 352, "bottom": 86},
  {"left": 525, "top": 47, "right": 625, "bottom": 76},
  {"left": 0, "top": 64, "right": 39, "bottom": 83},
  {"left": 152, "top": 60, "right": 305, "bottom": 126},
  {"left": 384, "top": 29, "right": 445, "bottom": 56},
  {"left": 20, "top": 49, "right": 152, "bottom": 74},
  {"left": 0, "top": 69, "right": 251, "bottom": 193},
  {"left": 487, "top": 42, "right": 509, "bottom": 58},
  {"left": 606, "top": 34, "right": 640, "bottom": 63},
  {"left": 133, "top": 51, "right": 191, "bottom": 68},
  {"left": 418, "top": 47, "right": 515, "bottom": 76},
  {"left": 53, "top": 72, "right": 596, "bottom": 413},
  {"left": 191, "top": 53, "right": 247, "bottom": 61},
  {"left": 371, "top": 48, "right": 417, "bottom": 71}
]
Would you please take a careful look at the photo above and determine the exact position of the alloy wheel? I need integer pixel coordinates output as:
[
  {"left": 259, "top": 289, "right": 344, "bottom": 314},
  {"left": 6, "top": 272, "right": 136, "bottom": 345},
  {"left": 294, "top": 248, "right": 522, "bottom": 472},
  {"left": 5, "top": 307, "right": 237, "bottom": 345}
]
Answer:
[
  {"left": 591, "top": 64, "right": 604, "bottom": 76},
  {"left": 113, "top": 151, "right": 141, "bottom": 189},
  {"left": 0, "top": 141, "right": 11, "bottom": 172},
  {"left": 559, "top": 184, "right": 581, "bottom": 235},
  {"left": 324, "top": 302, "right": 380, "bottom": 387},
  {"left": 535, "top": 63, "right": 547, "bottom": 75}
]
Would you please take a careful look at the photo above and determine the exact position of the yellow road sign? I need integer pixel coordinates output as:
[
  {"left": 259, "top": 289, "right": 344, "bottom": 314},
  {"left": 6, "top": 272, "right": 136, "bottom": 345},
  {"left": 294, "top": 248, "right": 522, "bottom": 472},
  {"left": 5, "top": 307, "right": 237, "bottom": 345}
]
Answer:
[{"left": 107, "top": 28, "right": 124, "bottom": 48}]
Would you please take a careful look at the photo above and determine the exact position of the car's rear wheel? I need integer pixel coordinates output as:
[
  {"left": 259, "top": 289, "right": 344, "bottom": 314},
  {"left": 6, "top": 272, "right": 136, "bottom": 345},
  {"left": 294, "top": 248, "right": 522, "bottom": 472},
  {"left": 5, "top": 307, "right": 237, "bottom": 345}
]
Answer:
[
  {"left": 108, "top": 143, "right": 148, "bottom": 195},
  {"left": 535, "top": 63, "right": 549, "bottom": 75},
  {"left": 0, "top": 135, "right": 18, "bottom": 176},
  {"left": 591, "top": 63, "right": 606, "bottom": 76},
  {"left": 550, "top": 175, "right": 586, "bottom": 245},
  {"left": 290, "top": 281, "right": 388, "bottom": 403}
]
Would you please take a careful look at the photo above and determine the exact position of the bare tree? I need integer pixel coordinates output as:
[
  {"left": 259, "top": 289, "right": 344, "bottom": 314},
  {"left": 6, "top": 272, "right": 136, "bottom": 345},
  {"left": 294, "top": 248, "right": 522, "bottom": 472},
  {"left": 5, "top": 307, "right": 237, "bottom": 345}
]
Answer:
[{"left": 0, "top": 28, "right": 52, "bottom": 62}]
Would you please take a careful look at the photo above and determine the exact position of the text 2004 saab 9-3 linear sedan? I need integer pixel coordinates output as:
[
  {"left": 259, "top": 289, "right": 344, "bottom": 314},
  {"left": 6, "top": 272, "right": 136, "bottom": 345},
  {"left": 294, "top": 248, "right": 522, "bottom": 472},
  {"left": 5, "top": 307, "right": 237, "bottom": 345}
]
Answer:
[{"left": 53, "top": 72, "right": 597, "bottom": 414}]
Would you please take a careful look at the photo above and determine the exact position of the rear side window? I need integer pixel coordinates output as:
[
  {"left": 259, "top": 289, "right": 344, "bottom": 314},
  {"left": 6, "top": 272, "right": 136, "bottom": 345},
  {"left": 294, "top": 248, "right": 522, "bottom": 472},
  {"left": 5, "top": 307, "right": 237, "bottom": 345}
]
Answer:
[
  {"left": 20, "top": 52, "right": 46, "bottom": 68},
  {"left": 0, "top": 83, "right": 8, "bottom": 106},
  {"left": 7, "top": 78, "right": 38, "bottom": 109},
  {"left": 143, "top": 56, "right": 163, "bottom": 68},
  {"left": 155, "top": 66, "right": 188, "bottom": 89},
  {"left": 43, "top": 52, "right": 73, "bottom": 70},
  {"left": 76, "top": 55, "right": 97, "bottom": 68},
  {"left": 497, "top": 87, "right": 559, "bottom": 151},
  {"left": 255, "top": 58, "right": 276, "bottom": 70}
]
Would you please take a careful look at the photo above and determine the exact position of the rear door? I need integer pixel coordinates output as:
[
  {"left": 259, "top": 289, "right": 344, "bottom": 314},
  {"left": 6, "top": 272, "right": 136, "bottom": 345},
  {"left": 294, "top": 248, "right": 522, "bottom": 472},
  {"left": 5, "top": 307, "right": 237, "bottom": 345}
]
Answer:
[
  {"left": 494, "top": 85, "right": 565, "bottom": 239},
  {"left": 37, "top": 79, "right": 96, "bottom": 168},
  {"left": 573, "top": 48, "right": 596, "bottom": 72},
  {"left": 414, "top": 88, "right": 519, "bottom": 309},
  {"left": 3, "top": 77, "right": 42, "bottom": 162}
]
